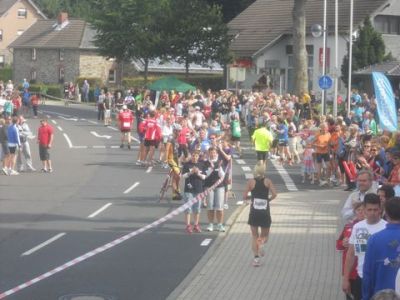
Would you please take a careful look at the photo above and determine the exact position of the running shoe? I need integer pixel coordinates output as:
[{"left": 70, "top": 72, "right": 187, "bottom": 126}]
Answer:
[
  {"left": 252, "top": 257, "right": 261, "bottom": 267},
  {"left": 193, "top": 224, "right": 202, "bottom": 233},
  {"left": 319, "top": 180, "right": 328, "bottom": 187},
  {"left": 41, "top": 168, "right": 47, "bottom": 173},
  {"left": 9, "top": 170, "right": 19, "bottom": 175},
  {"left": 223, "top": 203, "right": 229, "bottom": 210},
  {"left": 2, "top": 168, "right": 8, "bottom": 175},
  {"left": 48, "top": 168, "right": 53, "bottom": 173},
  {"left": 216, "top": 224, "right": 225, "bottom": 232},
  {"left": 127, "top": 144, "right": 131, "bottom": 149},
  {"left": 236, "top": 200, "right": 244, "bottom": 205},
  {"left": 186, "top": 224, "right": 193, "bottom": 234},
  {"left": 206, "top": 223, "right": 214, "bottom": 232}
]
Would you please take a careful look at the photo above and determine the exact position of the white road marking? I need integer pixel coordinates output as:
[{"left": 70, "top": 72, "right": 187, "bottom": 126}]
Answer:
[
  {"left": 146, "top": 166, "right": 153, "bottom": 173},
  {"left": 88, "top": 120, "right": 98, "bottom": 125},
  {"left": 245, "top": 173, "right": 253, "bottom": 179},
  {"left": 241, "top": 166, "right": 251, "bottom": 172},
  {"left": 108, "top": 126, "right": 119, "bottom": 131},
  {"left": 59, "top": 116, "right": 78, "bottom": 121},
  {"left": 90, "top": 131, "right": 111, "bottom": 139},
  {"left": 57, "top": 126, "right": 63, "bottom": 132},
  {"left": 51, "top": 120, "right": 57, "bottom": 125},
  {"left": 72, "top": 146, "right": 88, "bottom": 149},
  {"left": 200, "top": 239, "right": 212, "bottom": 246},
  {"left": 110, "top": 145, "right": 120, "bottom": 149},
  {"left": 131, "top": 136, "right": 140, "bottom": 143},
  {"left": 46, "top": 115, "right": 51, "bottom": 119},
  {"left": 93, "top": 145, "right": 106, "bottom": 149},
  {"left": 123, "top": 182, "right": 140, "bottom": 194},
  {"left": 88, "top": 203, "right": 112, "bottom": 218},
  {"left": 21, "top": 233, "right": 66, "bottom": 256},
  {"left": 80, "top": 118, "right": 86, "bottom": 121},
  {"left": 236, "top": 159, "right": 246, "bottom": 165},
  {"left": 270, "top": 160, "right": 298, "bottom": 191},
  {"left": 63, "top": 133, "right": 73, "bottom": 148},
  {"left": 40, "top": 110, "right": 71, "bottom": 118}
]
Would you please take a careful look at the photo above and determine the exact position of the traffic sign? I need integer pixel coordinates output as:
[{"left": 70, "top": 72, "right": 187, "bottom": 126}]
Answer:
[{"left": 319, "top": 75, "right": 333, "bottom": 90}]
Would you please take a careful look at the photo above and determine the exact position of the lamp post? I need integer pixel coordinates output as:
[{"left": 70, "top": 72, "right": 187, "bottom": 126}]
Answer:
[
  {"left": 311, "top": 0, "right": 328, "bottom": 115},
  {"left": 347, "top": 0, "right": 354, "bottom": 116}
]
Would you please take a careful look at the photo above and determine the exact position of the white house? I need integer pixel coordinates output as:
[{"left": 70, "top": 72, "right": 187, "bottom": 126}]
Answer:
[{"left": 227, "top": 0, "right": 400, "bottom": 100}]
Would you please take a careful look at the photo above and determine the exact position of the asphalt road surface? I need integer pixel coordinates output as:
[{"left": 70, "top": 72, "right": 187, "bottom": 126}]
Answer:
[{"left": 0, "top": 103, "right": 250, "bottom": 300}]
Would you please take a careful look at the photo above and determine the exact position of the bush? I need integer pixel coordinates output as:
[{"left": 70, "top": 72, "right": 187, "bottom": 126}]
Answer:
[
  {"left": 122, "top": 76, "right": 159, "bottom": 88},
  {"left": 75, "top": 77, "right": 102, "bottom": 88},
  {"left": 29, "top": 84, "right": 62, "bottom": 98},
  {"left": 0, "top": 67, "right": 12, "bottom": 82}
]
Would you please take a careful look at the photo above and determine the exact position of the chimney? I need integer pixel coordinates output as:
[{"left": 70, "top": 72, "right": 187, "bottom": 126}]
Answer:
[{"left": 57, "top": 12, "right": 68, "bottom": 25}]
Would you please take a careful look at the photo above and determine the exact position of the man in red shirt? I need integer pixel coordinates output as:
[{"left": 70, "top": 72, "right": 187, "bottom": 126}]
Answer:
[
  {"left": 37, "top": 118, "right": 54, "bottom": 172},
  {"left": 118, "top": 105, "right": 134, "bottom": 149},
  {"left": 141, "top": 110, "right": 161, "bottom": 165}
]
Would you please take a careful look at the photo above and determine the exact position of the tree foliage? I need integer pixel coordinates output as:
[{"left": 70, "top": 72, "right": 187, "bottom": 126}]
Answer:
[
  {"left": 205, "top": 0, "right": 256, "bottom": 22},
  {"left": 341, "top": 17, "right": 392, "bottom": 87},
  {"left": 35, "top": 0, "right": 93, "bottom": 18}
]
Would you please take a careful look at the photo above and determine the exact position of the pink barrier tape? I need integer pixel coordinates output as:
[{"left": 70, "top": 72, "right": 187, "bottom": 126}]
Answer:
[{"left": 0, "top": 164, "right": 231, "bottom": 299}]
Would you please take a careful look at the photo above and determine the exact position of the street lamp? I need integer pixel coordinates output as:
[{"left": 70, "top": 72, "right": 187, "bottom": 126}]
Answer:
[
  {"left": 347, "top": 0, "right": 354, "bottom": 116},
  {"left": 311, "top": 0, "right": 328, "bottom": 115}
]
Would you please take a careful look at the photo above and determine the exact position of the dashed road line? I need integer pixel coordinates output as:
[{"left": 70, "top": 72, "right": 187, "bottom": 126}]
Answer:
[
  {"left": 123, "top": 182, "right": 140, "bottom": 194},
  {"left": 72, "top": 146, "right": 88, "bottom": 149},
  {"left": 241, "top": 166, "right": 251, "bottom": 172},
  {"left": 108, "top": 126, "right": 119, "bottom": 131},
  {"left": 57, "top": 126, "right": 63, "bottom": 132},
  {"left": 236, "top": 159, "right": 246, "bottom": 165},
  {"left": 200, "top": 239, "right": 212, "bottom": 246},
  {"left": 88, "top": 120, "right": 98, "bottom": 125},
  {"left": 21, "top": 233, "right": 66, "bottom": 256},
  {"left": 93, "top": 145, "right": 106, "bottom": 149},
  {"left": 146, "top": 166, "right": 153, "bottom": 173},
  {"left": 244, "top": 173, "right": 253, "bottom": 179},
  {"left": 51, "top": 120, "right": 57, "bottom": 125},
  {"left": 87, "top": 203, "right": 112, "bottom": 218}
]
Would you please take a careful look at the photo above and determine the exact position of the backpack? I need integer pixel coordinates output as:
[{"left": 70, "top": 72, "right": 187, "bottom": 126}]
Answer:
[{"left": 337, "top": 137, "right": 346, "bottom": 158}]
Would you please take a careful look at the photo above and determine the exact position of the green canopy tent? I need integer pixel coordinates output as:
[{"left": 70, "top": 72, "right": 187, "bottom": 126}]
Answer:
[{"left": 148, "top": 77, "right": 196, "bottom": 93}]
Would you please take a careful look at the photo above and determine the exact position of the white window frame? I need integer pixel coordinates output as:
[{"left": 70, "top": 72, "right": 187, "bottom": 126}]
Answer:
[
  {"left": 17, "top": 30, "right": 24, "bottom": 36},
  {"left": 0, "top": 55, "right": 4, "bottom": 68},
  {"left": 59, "top": 49, "right": 64, "bottom": 61},
  {"left": 17, "top": 8, "right": 27, "bottom": 19},
  {"left": 31, "top": 48, "right": 36, "bottom": 61},
  {"left": 0, "top": 29, "right": 3, "bottom": 41},
  {"left": 31, "top": 69, "right": 36, "bottom": 81},
  {"left": 108, "top": 69, "right": 116, "bottom": 83},
  {"left": 59, "top": 67, "right": 65, "bottom": 82}
]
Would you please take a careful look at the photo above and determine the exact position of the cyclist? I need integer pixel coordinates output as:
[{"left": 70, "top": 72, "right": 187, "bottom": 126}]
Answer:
[{"left": 165, "top": 124, "right": 182, "bottom": 200}]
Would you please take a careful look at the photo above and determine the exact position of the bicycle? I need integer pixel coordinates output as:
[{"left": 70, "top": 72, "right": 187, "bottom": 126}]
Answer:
[{"left": 159, "top": 168, "right": 173, "bottom": 203}]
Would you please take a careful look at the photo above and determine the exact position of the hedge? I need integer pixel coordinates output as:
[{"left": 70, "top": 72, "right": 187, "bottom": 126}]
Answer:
[
  {"left": 0, "top": 67, "right": 12, "bottom": 82},
  {"left": 75, "top": 77, "right": 102, "bottom": 88},
  {"left": 29, "top": 84, "right": 63, "bottom": 98}
]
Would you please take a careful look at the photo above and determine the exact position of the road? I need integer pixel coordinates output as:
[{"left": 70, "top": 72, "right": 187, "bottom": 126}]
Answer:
[{"left": 0, "top": 102, "right": 328, "bottom": 300}]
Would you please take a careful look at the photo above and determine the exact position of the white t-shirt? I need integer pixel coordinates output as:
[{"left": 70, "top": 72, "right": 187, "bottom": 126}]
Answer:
[{"left": 349, "top": 219, "right": 387, "bottom": 278}]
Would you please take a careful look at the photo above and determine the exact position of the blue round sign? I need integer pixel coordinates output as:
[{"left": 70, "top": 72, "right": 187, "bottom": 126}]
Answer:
[{"left": 319, "top": 75, "right": 333, "bottom": 90}]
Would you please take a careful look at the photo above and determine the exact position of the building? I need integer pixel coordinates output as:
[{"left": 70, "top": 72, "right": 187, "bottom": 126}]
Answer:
[
  {"left": 0, "top": 0, "right": 46, "bottom": 67},
  {"left": 227, "top": 0, "right": 400, "bottom": 98},
  {"left": 9, "top": 12, "right": 117, "bottom": 85}
]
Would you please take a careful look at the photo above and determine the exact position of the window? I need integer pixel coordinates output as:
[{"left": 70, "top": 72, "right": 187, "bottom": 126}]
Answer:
[
  {"left": 31, "top": 69, "right": 36, "bottom": 81},
  {"left": 59, "top": 49, "right": 64, "bottom": 61},
  {"left": 375, "top": 15, "right": 400, "bottom": 35},
  {"left": 31, "top": 48, "right": 36, "bottom": 60},
  {"left": 108, "top": 69, "right": 116, "bottom": 83},
  {"left": 0, "top": 30, "right": 3, "bottom": 41},
  {"left": 17, "top": 8, "right": 27, "bottom": 18},
  {"left": 17, "top": 30, "right": 24, "bottom": 36},
  {"left": 59, "top": 67, "right": 65, "bottom": 83},
  {"left": 0, "top": 55, "right": 4, "bottom": 68}
]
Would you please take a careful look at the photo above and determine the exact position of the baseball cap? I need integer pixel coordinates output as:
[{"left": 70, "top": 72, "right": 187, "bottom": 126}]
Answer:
[{"left": 122, "top": 105, "right": 127, "bottom": 109}]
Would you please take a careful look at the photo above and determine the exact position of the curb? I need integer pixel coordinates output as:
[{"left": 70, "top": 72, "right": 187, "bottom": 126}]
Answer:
[{"left": 166, "top": 188, "right": 247, "bottom": 300}]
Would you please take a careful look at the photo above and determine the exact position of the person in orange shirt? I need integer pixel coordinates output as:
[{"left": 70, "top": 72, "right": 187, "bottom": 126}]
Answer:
[
  {"left": 313, "top": 123, "right": 331, "bottom": 186},
  {"left": 329, "top": 124, "right": 342, "bottom": 186}
]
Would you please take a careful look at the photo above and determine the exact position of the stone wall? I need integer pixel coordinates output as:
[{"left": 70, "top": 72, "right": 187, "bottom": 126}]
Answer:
[
  {"left": 79, "top": 52, "right": 114, "bottom": 83},
  {"left": 13, "top": 48, "right": 80, "bottom": 84}
]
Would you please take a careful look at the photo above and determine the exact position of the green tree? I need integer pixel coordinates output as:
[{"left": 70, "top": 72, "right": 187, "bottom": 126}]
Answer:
[
  {"left": 166, "top": 0, "right": 232, "bottom": 77},
  {"left": 35, "top": 0, "right": 93, "bottom": 18},
  {"left": 205, "top": 0, "right": 256, "bottom": 22},
  {"left": 341, "top": 17, "right": 392, "bottom": 87},
  {"left": 90, "top": 0, "right": 169, "bottom": 83}
]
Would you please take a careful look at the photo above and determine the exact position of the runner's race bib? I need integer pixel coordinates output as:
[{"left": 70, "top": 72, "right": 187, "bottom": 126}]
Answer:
[
  {"left": 253, "top": 198, "right": 268, "bottom": 210},
  {"left": 354, "top": 239, "right": 367, "bottom": 254},
  {"left": 123, "top": 122, "right": 131, "bottom": 129}
]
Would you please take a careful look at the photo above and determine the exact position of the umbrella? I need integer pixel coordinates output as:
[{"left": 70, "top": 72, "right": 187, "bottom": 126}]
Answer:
[{"left": 148, "top": 77, "right": 196, "bottom": 93}]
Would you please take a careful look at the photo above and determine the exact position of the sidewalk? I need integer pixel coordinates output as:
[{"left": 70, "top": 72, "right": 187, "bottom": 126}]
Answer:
[{"left": 168, "top": 189, "right": 347, "bottom": 300}]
